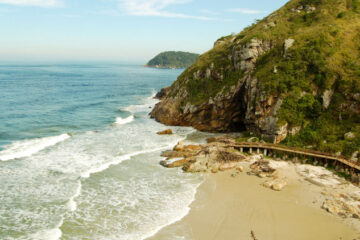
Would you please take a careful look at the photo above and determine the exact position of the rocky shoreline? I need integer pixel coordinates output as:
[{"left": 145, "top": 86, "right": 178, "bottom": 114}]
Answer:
[{"left": 159, "top": 134, "right": 360, "bottom": 230}]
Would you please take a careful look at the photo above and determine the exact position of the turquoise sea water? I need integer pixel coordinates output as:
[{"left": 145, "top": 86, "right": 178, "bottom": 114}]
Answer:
[{"left": 0, "top": 64, "right": 204, "bottom": 240}]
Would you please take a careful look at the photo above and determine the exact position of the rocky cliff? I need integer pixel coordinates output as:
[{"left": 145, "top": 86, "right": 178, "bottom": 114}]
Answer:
[{"left": 151, "top": 0, "right": 360, "bottom": 157}]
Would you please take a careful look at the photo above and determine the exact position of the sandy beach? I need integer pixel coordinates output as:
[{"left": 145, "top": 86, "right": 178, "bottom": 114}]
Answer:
[{"left": 149, "top": 161, "right": 360, "bottom": 240}]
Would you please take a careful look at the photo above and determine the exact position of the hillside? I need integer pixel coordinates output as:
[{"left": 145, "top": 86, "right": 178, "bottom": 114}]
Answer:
[
  {"left": 151, "top": 0, "right": 360, "bottom": 158},
  {"left": 146, "top": 51, "right": 200, "bottom": 69}
]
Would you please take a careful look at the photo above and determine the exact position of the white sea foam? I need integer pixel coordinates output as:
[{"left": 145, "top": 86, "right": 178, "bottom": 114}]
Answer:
[
  {"left": 70, "top": 147, "right": 202, "bottom": 240},
  {"left": 28, "top": 219, "right": 63, "bottom": 240},
  {"left": 140, "top": 180, "right": 202, "bottom": 240},
  {"left": 0, "top": 134, "right": 70, "bottom": 161},
  {"left": 122, "top": 91, "right": 159, "bottom": 114},
  {"left": 0, "top": 71, "right": 202, "bottom": 240},
  {"left": 115, "top": 115, "right": 134, "bottom": 125},
  {"left": 67, "top": 180, "right": 82, "bottom": 212},
  {"left": 80, "top": 142, "right": 178, "bottom": 179}
]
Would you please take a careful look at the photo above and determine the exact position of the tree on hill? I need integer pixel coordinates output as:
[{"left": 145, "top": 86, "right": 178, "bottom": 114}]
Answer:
[{"left": 147, "top": 51, "right": 200, "bottom": 69}]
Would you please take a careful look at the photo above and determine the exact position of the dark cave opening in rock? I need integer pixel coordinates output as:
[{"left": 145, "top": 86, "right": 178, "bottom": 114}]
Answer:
[
  {"left": 228, "top": 84, "right": 248, "bottom": 132},
  {"left": 230, "top": 117, "right": 247, "bottom": 132}
]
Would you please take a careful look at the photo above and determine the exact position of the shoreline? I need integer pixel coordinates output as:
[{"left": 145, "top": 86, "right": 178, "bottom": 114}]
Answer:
[
  {"left": 148, "top": 166, "right": 360, "bottom": 240},
  {"left": 147, "top": 136, "right": 360, "bottom": 240}
]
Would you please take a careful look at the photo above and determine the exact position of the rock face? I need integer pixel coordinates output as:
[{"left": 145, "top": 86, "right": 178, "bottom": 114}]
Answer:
[
  {"left": 234, "top": 38, "right": 272, "bottom": 72},
  {"left": 151, "top": 0, "right": 360, "bottom": 147},
  {"left": 154, "top": 87, "right": 170, "bottom": 100},
  {"left": 291, "top": 5, "right": 316, "bottom": 13},
  {"left": 284, "top": 38, "right": 295, "bottom": 56},
  {"left": 150, "top": 37, "right": 288, "bottom": 143},
  {"left": 322, "top": 89, "right": 334, "bottom": 109}
]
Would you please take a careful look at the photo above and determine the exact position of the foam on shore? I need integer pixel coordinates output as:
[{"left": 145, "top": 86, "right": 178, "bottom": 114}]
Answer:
[
  {"left": 115, "top": 115, "right": 135, "bottom": 125},
  {"left": 27, "top": 219, "right": 63, "bottom": 240},
  {"left": 80, "top": 140, "right": 180, "bottom": 179},
  {"left": 67, "top": 180, "right": 82, "bottom": 212},
  {"left": 0, "top": 134, "right": 70, "bottom": 161},
  {"left": 1, "top": 92, "right": 201, "bottom": 240}
]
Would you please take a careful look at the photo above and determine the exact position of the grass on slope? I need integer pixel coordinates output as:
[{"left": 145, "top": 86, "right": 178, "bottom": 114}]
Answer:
[{"left": 168, "top": 0, "right": 360, "bottom": 157}]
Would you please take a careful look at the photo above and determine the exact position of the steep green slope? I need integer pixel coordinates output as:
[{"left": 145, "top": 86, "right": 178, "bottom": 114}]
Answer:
[
  {"left": 152, "top": 0, "right": 360, "bottom": 158},
  {"left": 146, "top": 51, "right": 200, "bottom": 69}
]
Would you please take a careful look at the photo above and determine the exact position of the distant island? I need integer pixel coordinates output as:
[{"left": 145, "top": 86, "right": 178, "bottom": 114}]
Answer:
[{"left": 146, "top": 51, "right": 199, "bottom": 69}]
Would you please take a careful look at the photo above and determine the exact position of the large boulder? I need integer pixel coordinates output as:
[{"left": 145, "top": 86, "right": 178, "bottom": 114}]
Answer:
[
  {"left": 163, "top": 158, "right": 191, "bottom": 168},
  {"left": 262, "top": 178, "right": 288, "bottom": 191},
  {"left": 272, "top": 179, "right": 287, "bottom": 191},
  {"left": 182, "top": 146, "right": 246, "bottom": 173},
  {"left": 157, "top": 129, "right": 173, "bottom": 135},
  {"left": 250, "top": 160, "right": 277, "bottom": 177},
  {"left": 161, "top": 150, "right": 192, "bottom": 160},
  {"left": 173, "top": 141, "right": 184, "bottom": 151},
  {"left": 161, "top": 138, "right": 248, "bottom": 173}
]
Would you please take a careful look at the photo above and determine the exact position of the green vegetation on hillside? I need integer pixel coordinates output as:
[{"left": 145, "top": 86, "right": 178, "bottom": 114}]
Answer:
[
  {"left": 147, "top": 51, "right": 199, "bottom": 69},
  {"left": 250, "top": 0, "right": 360, "bottom": 156},
  {"left": 170, "top": 41, "right": 237, "bottom": 103},
  {"left": 166, "top": 0, "right": 360, "bottom": 157}
]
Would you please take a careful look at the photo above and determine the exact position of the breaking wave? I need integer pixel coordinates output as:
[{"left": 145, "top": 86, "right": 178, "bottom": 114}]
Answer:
[{"left": 0, "top": 134, "right": 70, "bottom": 161}]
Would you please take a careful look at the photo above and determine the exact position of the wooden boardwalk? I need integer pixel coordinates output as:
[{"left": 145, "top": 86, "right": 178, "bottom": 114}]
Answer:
[{"left": 235, "top": 142, "right": 360, "bottom": 172}]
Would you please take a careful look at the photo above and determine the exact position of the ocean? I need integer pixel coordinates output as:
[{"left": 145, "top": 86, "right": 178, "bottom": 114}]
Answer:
[{"left": 0, "top": 63, "right": 205, "bottom": 240}]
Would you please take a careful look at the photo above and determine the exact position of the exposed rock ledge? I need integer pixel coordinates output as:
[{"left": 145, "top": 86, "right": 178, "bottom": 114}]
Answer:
[
  {"left": 160, "top": 135, "right": 288, "bottom": 191},
  {"left": 160, "top": 136, "right": 245, "bottom": 173},
  {"left": 159, "top": 135, "right": 360, "bottom": 220}
]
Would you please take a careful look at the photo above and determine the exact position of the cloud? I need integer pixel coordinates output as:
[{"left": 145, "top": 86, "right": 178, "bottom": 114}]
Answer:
[
  {"left": 227, "top": 8, "right": 267, "bottom": 14},
  {"left": 199, "top": 9, "right": 217, "bottom": 15},
  {"left": 119, "top": 0, "right": 214, "bottom": 20},
  {"left": 0, "top": 0, "right": 63, "bottom": 7},
  {"left": 89, "top": 9, "right": 121, "bottom": 16}
]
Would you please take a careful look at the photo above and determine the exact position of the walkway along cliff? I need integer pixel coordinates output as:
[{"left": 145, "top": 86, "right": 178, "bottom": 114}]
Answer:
[{"left": 160, "top": 135, "right": 360, "bottom": 184}]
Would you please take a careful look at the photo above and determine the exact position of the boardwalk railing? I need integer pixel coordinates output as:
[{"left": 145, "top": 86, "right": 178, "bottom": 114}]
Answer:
[{"left": 234, "top": 142, "right": 360, "bottom": 172}]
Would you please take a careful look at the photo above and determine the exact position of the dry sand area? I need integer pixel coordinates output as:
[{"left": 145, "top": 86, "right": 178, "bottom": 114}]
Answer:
[{"left": 149, "top": 160, "right": 360, "bottom": 240}]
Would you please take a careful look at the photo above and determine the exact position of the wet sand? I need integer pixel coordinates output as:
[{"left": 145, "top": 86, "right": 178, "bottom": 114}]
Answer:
[{"left": 148, "top": 165, "right": 360, "bottom": 240}]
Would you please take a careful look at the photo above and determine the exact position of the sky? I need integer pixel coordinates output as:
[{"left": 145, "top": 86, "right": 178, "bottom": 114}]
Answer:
[{"left": 0, "top": 0, "right": 289, "bottom": 63}]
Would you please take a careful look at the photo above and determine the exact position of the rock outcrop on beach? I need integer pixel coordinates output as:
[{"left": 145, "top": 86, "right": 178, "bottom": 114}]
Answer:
[
  {"left": 322, "top": 197, "right": 360, "bottom": 219},
  {"left": 159, "top": 135, "right": 292, "bottom": 192},
  {"left": 156, "top": 129, "right": 173, "bottom": 135},
  {"left": 151, "top": 0, "right": 360, "bottom": 157},
  {"left": 160, "top": 136, "right": 246, "bottom": 173},
  {"left": 158, "top": 134, "right": 360, "bottom": 230}
]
